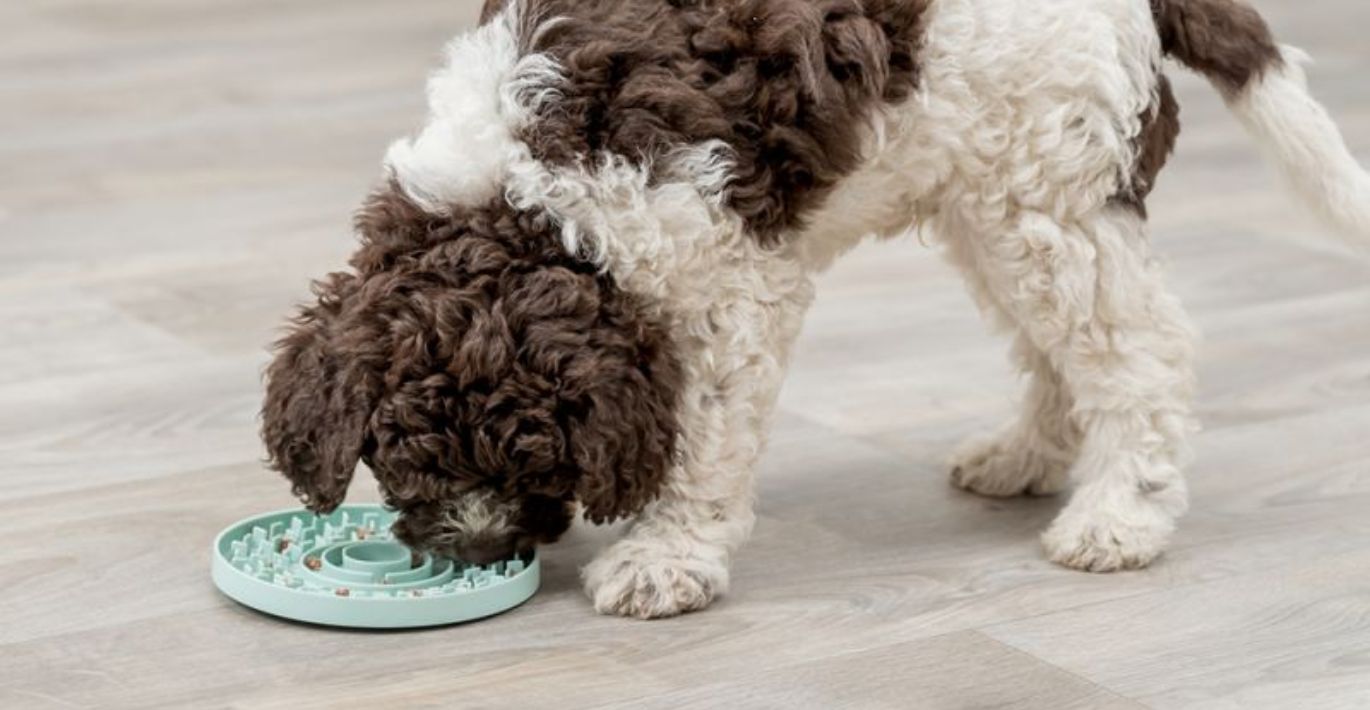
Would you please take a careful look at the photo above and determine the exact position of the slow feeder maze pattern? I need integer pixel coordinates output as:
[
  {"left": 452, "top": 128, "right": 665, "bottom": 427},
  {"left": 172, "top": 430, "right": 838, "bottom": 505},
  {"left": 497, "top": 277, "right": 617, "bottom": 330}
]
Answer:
[{"left": 225, "top": 510, "right": 527, "bottom": 599}]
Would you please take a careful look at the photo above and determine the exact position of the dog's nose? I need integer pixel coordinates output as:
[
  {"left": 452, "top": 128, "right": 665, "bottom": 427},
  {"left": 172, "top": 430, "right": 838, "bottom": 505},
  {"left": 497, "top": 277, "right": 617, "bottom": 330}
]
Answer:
[{"left": 453, "top": 536, "right": 516, "bottom": 565}]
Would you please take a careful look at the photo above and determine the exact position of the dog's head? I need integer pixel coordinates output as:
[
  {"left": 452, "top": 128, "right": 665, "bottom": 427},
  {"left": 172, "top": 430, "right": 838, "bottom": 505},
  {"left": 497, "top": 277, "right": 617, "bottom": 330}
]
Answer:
[{"left": 261, "top": 188, "right": 681, "bottom": 564}]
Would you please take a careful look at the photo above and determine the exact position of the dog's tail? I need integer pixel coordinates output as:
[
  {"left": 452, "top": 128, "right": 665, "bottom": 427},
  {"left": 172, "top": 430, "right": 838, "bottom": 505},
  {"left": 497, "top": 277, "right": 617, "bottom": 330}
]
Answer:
[{"left": 1154, "top": 0, "right": 1370, "bottom": 249}]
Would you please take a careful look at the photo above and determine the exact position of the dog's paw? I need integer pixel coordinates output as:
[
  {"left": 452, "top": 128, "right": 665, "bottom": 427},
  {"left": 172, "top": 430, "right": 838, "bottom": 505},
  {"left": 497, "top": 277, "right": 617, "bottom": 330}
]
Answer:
[
  {"left": 1041, "top": 505, "right": 1174, "bottom": 572},
  {"left": 950, "top": 431, "right": 1070, "bottom": 498},
  {"left": 582, "top": 540, "right": 727, "bottom": 619}
]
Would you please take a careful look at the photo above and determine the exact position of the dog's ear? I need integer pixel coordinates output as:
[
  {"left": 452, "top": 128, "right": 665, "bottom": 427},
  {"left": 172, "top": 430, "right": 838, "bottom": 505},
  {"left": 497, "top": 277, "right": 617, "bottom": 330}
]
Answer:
[
  {"left": 261, "top": 273, "right": 379, "bottom": 513},
  {"left": 570, "top": 399, "right": 663, "bottom": 524},
  {"left": 566, "top": 331, "right": 684, "bottom": 525}
]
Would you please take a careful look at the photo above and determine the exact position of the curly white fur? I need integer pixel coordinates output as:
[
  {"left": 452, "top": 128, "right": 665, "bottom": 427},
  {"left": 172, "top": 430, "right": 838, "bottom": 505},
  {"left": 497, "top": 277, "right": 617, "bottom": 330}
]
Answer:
[
  {"left": 383, "top": 7, "right": 561, "bottom": 212},
  {"left": 505, "top": 146, "right": 815, "bottom": 617}
]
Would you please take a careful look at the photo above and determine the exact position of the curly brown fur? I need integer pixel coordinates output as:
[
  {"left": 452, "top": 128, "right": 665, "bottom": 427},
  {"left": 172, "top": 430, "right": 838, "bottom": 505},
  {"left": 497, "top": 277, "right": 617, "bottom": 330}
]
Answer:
[
  {"left": 1116, "top": 74, "right": 1182, "bottom": 216},
  {"left": 517, "top": 0, "right": 927, "bottom": 245},
  {"left": 262, "top": 185, "right": 683, "bottom": 557},
  {"left": 262, "top": 272, "right": 379, "bottom": 513},
  {"left": 1118, "top": 0, "right": 1281, "bottom": 215},
  {"left": 480, "top": 0, "right": 510, "bottom": 24},
  {"left": 1152, "top": 0, "right": 1283, "bottom": 95}
]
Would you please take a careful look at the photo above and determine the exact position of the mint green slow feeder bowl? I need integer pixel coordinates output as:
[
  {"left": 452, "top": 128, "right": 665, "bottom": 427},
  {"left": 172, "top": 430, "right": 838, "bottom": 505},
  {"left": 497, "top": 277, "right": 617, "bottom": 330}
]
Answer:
[{"left": 212, "top": 504, "right": 539, "bottom": 628}]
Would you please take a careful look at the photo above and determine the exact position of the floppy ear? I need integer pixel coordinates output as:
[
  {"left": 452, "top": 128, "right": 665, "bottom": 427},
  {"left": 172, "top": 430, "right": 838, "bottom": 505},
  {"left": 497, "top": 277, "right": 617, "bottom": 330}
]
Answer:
[
  {"left": 261, "top": 273, "right": 379, "bottom": 513},
  {"left": 571, "top": 394, "right": 677, "bottom": 525},
  {"left": 567, "top": 320, "right": 684, "bottom": 525}
]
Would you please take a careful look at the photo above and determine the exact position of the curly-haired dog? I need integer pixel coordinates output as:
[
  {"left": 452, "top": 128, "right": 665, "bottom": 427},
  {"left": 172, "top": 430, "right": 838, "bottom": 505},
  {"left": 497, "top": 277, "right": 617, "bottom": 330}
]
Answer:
[{"left": 262, "top": 0, "right": 1370, "bottom": 618}]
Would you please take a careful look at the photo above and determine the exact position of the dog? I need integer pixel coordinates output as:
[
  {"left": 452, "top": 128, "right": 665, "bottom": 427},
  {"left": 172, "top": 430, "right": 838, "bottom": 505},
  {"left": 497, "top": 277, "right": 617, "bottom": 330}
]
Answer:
[{"left": 261, "top": 0, "right": 1370, "bottom": 619}]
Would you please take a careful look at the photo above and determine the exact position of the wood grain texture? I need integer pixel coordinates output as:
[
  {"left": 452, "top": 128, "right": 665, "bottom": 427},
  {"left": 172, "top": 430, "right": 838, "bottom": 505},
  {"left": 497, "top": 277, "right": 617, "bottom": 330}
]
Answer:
[{"left": 1, "top": 0, "right": 1368, "bottom": 708}]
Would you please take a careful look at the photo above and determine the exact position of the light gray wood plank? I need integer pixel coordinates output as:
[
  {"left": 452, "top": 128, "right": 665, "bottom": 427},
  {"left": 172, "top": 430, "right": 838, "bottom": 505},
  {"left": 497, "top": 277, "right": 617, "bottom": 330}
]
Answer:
[
  {"left": 599, "top": 631, "right": 1144, "bottom": 710},
  {"left": 985, "top": 551, "right": 1370, "bottom": 709}
]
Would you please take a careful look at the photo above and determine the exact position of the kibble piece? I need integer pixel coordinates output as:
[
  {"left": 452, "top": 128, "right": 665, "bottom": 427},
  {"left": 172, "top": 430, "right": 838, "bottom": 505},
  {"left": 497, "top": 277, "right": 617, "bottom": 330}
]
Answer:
[
  {"left": 304, "top": 556, "right": 322, "bottom": 571},
  {"left": 335, "top": 588, "right": 350, "bottom": 597}
]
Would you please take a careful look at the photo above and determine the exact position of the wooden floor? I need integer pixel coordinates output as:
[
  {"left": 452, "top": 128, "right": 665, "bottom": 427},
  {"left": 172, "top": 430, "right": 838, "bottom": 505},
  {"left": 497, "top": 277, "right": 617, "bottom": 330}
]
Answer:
[{"left": 2, "top": 1, "right": 1369, "bottom": 707}]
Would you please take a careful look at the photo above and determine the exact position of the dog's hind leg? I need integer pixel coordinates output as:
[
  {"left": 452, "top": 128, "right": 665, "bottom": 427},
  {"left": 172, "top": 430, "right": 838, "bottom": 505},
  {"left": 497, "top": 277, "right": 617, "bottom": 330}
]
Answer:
[
  {"left": 950, "top": 332, "right": 1078, "bottom": 497},
  {"left": 950, "top": 204, "right": 1197, "bottom": 572}
]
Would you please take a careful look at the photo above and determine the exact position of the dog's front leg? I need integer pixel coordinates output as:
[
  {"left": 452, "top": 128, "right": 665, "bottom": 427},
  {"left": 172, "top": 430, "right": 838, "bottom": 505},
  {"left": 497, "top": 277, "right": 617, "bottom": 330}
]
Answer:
[
  {"left": 580, "top": 428, "right": 756, "bottom": 620},
  {"left": 583, "top": 270, "right": 812, "bottom": 619}
]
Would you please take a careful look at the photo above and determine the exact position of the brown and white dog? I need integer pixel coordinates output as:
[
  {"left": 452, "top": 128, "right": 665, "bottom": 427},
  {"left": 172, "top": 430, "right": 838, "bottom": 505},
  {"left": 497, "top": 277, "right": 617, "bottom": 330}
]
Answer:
[{"left": 262, "top": 0, "right": 1370, "bottom": 618}]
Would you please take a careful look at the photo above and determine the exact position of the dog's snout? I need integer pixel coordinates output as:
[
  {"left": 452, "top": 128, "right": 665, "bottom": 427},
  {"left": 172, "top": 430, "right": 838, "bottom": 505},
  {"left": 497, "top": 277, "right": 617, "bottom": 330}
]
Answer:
[
  {"left": 436, "top": 490, "right": 520, "bottom": 564},
  {"left": 453, "top": 535, "right": 516, "bottom": 565}
]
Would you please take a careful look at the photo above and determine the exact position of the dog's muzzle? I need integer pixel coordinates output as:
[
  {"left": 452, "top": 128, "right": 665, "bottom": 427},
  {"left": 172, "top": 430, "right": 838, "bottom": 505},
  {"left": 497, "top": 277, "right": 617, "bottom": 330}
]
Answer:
[{"left": 439, "top": 490, "right": 518, "bottom": 565}]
